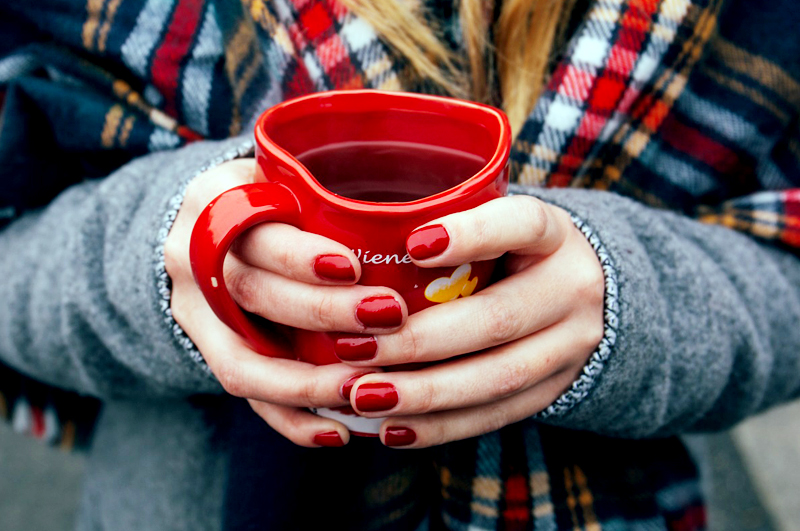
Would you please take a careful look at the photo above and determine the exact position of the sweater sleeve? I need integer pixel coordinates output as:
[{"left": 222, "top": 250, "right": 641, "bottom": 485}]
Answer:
[
  {"left": 0, "top": 137, "right": 254, "bottom": 400},
  {"left": 513, "top": 185, "right": 800, "bottom": 438}
]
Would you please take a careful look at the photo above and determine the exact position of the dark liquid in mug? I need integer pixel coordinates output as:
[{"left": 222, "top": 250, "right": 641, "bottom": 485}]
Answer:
[{"left": 296, "top": 141, "right": 488, "bottom": 203}]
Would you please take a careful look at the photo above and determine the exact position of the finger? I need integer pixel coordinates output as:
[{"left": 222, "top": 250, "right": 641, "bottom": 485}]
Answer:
[
  {"left": 335, "top": 262, "right": 581, "bottom": 366},
  {"left": 231, "top": 223, "right": 361, "bottom": 285},
  {"left": 172, "top": 277, "right": 378, "bottom": 407},
  {"left": 376, "top": 369, "right": 580, "bottom": 448},
  {"left": 350, "top": 318, "right": 600, "bottom": 418},
  {"left": 368, "top": 268, "right": 565, "bottom": 364},
  {"left": 405, "top": 195, "right": 572, "bottom": 266},
  {"left": 248, "top": 400, "right": 350, "bottom": 448},
  {"left": 336, "top": 218, "right": 604, "bottom": 366},
  {"left": 224, "top": 254, "right": 406, "bottom": 333}
]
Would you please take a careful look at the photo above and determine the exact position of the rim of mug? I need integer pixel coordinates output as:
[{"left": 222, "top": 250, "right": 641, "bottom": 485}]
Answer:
[{"left": 254, "top": 89, "right": 511, "bottom": 215}]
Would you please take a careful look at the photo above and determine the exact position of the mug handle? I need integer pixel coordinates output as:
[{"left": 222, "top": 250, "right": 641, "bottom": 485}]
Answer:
[{"left": 189, "top": 182, "right": 302, "bottom": 359}]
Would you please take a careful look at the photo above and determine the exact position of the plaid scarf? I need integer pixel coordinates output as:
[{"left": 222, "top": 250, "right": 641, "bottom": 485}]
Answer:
[{"left": 3, "top": 0, "right": 799, "bottom": 528}]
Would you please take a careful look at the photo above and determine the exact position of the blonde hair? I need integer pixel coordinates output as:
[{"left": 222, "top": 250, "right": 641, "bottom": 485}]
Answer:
[{"left": 341, "top": 0, "right": 578, "bottom": 137}]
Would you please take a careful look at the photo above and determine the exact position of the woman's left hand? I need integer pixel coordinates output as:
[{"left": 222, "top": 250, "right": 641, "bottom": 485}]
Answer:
[{"left": 339, "top": 195, "right": 605, "bottom": 448}]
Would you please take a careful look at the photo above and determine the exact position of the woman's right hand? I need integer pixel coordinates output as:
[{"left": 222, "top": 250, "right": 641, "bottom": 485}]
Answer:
[{"left": 163, "top": 159, "right": 407, "bottom": 447}]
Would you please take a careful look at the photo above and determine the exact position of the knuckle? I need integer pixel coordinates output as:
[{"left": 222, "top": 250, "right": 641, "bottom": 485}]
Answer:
[
  {"left": 482, "top": 297, "right": 520, "bottom": 345},
  {"left": 274, "top": 241, "right": 295, "bottom": 275},
  {"left": 472, "top": 213, "right": 494, "bottom": 250},
  {"left": 169, "top": 284, "right": 191, "bottom": 327},
  {"left": 416, "top": 379, "right": 436, "bottom": 413},
  {"left": 516, "top": 195, "right": 548, "bottom": 241},
  {"left": 580, "top": 320, "right": 605, "bottom": 353},
  {"left": 573, "top": 260, "right": 605, "bottom": 303},
  {"left": 216, "top": 360, "right": 246, "bottom": 397},
  {"left": 312, "top": 292, "right": 338, "bottom": 330},
  {"left": 300, "top": 370, "right": 326, "bottom": 407},
  {"left": 484, "top": 401, "right": 512, "bottom": 433},
  {"left": 299, "top": 366, "right": 334, "bottom": 407},
  {"left": 163, "top": 233, "right": 187, "bottom": 279},
  {"left": 493, "top": 360, "right": 530, "bottom": 399},
  {"left": 228, "top": 230, "right": 251, "bottom": 258},
  {"left": 284, "top": 409, "right": 308, "bottom": 433},
  {"left": 237, "top": 225, "right": 293, "bottom": 273},
  {"left": 269, "top": 418, "right": 312, "bottom": 447},
  {"left": 570, "top": 264, "right": 605, "bottom": 353},
  {"left": 428, "top": 420, "right": 447, "bottom": 446},
  {"left": 397, "top": 325, "right": 424, "bottom": 363},
  {"left": 228, "top": 267, "right": 262, "bottom": 313}
]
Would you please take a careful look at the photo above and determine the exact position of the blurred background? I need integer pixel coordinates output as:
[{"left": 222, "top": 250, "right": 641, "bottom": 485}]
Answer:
[{"left": 1, "top": 400, "right": 799, "bottom": 530}]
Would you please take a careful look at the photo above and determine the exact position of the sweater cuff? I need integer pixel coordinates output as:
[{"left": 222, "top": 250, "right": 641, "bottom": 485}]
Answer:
[
  {"left": 537, "top": 214, "right": 619, "bottom": 418},
  {"left": 154, "top": 139, "right": 256, "bottom": 371},
  {"left": 507, "top": 185, "right": 620, "bottom": 419}
]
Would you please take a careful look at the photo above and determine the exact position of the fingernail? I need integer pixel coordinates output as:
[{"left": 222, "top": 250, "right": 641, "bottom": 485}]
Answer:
[
  {"left": 407, "top": 224, "right": 449, "bottom": 260},
  {"left": 313, "top": 431, "right": 345, "bottom": 447},
  {"left": 340, "top": 372, "right": 375, "bottom": 400},
  {"left": 354, "top": 382, "right": 398, "bottom": 412},
  {"left": 334, "top": 334, "right": 378, "bottom": 362},
  {"left": 384, "top": 427, "right": 416, "bottom": 447},
  {"left": 314, "top": 254, "right": 356, "bottom": 282},
  {"left": 356, "top": 296, "right": 402, "bottom": 328}
]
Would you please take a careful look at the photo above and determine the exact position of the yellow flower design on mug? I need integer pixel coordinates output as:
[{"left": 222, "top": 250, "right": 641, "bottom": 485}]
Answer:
[{"left": 424, "top": 263, "right": 479, "bottom": 303}]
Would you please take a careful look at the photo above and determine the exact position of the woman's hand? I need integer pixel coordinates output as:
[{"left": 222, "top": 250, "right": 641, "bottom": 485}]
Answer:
[
  {"left": 340, "top": 195, "right": 605, "bottom": 448},
  {"left": 164, "top": 159, "right": 407, "bottom": 447}
]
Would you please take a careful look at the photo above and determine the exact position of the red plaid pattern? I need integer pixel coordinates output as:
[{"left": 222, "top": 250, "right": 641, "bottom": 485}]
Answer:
[{"left": 512, "top": 0, "right": 685, "bottom": 186}]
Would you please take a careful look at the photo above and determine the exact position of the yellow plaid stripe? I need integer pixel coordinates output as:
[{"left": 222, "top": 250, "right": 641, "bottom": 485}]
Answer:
[{"left": 564, "top": 465, "right": 601, "bottom": 531}]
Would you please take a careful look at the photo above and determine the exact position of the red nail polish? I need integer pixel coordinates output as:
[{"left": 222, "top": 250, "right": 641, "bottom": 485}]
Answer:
[
  {"left": 384, "top": 427, "right": 416, "bottom": 447},
  {"left": 340, "top": 372, "right": 375, "bottom": 400},
  {"left": 407, "top": 224, "right": 449, "bottom": 260},
  {"left": 334, "top": 334, "right": 377, "bottom": 362},
  {"left": 313, "top": 254, "right": 356, "bottom": 282},
  {"left": 313, "top": 431, "right": 345, "bottom": 447},
  {"left": 356, "top": 296, "right": 402, "bottom": 328},
  {"left": 354, "top": 382, "right": 398, "bottom": 412}
]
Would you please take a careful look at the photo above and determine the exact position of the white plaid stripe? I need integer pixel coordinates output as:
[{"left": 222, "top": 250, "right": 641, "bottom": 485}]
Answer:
[
  {"left": 301, "top": 50, "right": 327, "bottom": 89},
  {"left": 147, "top": 128, "right": 181, "bottom": 151},
  {"left": 339, "top": 15, "right": 376, "bottom": 51},
  {"left": 120, "top": 0, "right": 175, "bottom": 78},
  {"left": 573, "top": 35, "right": 611, "bottom": 68},
  {"left": 517, "top": 0, "right": 623, "bottom": 183},
  {"left": 181, "top": 3, "right": 223, "bottom": 136},
  {"left": 516, "top": 0, "right": 693, "bottom": 185}
]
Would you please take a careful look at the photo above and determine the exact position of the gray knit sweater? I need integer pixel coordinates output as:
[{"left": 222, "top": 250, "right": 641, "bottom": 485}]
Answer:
[{"left": 2, "top": 137, "right": 800, "bottom": 529}]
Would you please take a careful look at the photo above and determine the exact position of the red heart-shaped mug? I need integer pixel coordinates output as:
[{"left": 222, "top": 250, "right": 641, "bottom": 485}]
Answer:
[{"left": 190, "top": 90, "right": 510, "bottom": 435}]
